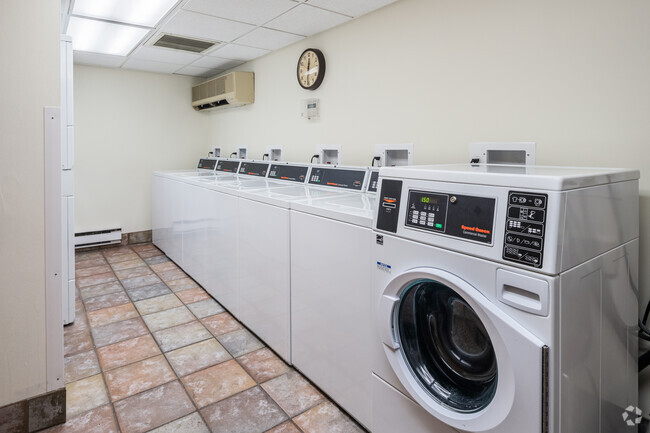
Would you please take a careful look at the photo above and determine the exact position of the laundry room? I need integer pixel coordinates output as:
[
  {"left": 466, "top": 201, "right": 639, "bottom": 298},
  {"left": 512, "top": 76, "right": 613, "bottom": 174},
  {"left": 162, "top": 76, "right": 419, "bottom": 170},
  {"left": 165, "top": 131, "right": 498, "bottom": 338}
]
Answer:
[{"left": 1, "top": 0, "right": 649, "bottom": 432}]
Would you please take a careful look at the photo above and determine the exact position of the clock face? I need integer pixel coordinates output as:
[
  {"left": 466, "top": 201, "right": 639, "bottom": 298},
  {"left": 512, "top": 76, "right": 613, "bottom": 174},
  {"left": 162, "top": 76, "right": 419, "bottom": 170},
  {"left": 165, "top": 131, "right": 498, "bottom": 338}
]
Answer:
[{"left": 297, "top": 48, "right": 325, "bottom": 90}]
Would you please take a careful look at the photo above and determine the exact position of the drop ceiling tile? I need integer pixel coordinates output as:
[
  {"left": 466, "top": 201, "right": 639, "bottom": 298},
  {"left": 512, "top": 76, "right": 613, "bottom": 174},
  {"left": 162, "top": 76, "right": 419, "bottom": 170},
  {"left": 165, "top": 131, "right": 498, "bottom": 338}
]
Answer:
[
  {"left": 131, "top": 45, "right": 201, "bottom": 64},
  {"left": 122, "top": 58, "right": 185, "bottom": 74},
  {"left": 191, "top": 56, "right": 244, "bottom": 69},
  {"left": 234, "top": 27, "right": 304, "bottom": 51},
  {"left": 306, "top": 0, "right": 398, "bottom": 17},
  {"left": 175, "top": 65, "right": 223, "bottom": 77},
  {"left": 183, "top": 0, "right": 297, "bottom": 26},
  {"left": 209, "top": 44, "right": 270, "bottom": 61},
  {"left": 73, "top": 51, "right": 127, "bottom": 68},
  {"left": 264, "top": 4, "right": 350, "bottom": 36},
  {"left": 161, "top": 10, "right": 256, "bottom": 43}
]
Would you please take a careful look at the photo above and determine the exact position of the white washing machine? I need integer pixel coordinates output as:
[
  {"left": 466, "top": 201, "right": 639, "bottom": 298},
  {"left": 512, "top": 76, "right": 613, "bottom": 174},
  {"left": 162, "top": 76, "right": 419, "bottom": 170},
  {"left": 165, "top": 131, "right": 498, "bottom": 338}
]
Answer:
[
  {"left": 235, "top": 164, "right": 368, "bottom": 363},
  {"left": 372, "top": 164, "right": 639, "bottom": 433},
  {"left": 290, "top": 168, "right": 377, "bottom": 428},
  {"left": 152, "top": 158, "right": 239, "bottom": 266}
]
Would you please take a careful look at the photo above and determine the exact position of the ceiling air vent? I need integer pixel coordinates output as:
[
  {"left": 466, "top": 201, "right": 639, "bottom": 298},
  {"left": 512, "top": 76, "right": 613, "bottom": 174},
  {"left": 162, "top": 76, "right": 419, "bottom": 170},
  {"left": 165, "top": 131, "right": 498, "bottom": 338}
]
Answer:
[{"left": 153, "top": 34, "right": 217, "bottom": 53}]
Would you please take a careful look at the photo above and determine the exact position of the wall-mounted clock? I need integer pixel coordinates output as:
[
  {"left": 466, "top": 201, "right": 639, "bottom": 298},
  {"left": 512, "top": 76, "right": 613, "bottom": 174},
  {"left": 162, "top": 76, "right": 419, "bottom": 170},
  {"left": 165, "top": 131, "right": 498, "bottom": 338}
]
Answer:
[{"left": 297, "top": 48, "right": 326, "bottom": 90}]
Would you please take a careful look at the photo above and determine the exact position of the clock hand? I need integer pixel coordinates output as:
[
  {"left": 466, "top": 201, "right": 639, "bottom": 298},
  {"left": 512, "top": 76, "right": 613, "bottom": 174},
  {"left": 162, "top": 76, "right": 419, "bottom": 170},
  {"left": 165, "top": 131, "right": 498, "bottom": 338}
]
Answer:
[{"left": 307, "top": 57, "right": 311, "bottom": 84}]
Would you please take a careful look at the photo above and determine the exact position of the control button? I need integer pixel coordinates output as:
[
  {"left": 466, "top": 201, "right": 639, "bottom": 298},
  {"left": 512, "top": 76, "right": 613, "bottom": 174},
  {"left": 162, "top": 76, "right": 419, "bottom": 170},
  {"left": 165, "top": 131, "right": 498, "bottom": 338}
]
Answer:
[
  {"left": 411, "top": 219, "right": 418, "bottom": 224},
  {"left": 504, "top": 246, "right": 542, "bottom": 267},
  {"left": 427, "top": 222, "right": 434, "bottom": 227},
  {"left": 413, "top": 211, "right": 419, "bottom": 216}
]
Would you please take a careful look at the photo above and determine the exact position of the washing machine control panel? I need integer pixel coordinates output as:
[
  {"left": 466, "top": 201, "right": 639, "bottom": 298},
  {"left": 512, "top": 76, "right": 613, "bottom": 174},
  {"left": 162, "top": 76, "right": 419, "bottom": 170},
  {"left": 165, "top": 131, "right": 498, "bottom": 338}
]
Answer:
[
  {"left": 197, "top": 158, "right": 217, "bottom": 170},
  {"left": 268, "top": 164, "right": 308, "bottom": 183},
  {"left": 503, "top": 191, "right": 547, "bottom": 268},
  {"left": 308, "top": 167, "right": 365, "bottom": 190},
  {"left": 239, "top": 162, "right": 269, "bottom": 177},
  {"left": 404, "top": 190, "right": 496, "bottom": 244},
  {"left": 215, "top": 160, "right": 241, "bottom": 172},
  {"left": 367, "top": 170, "right": 379, "bottom": 193}
]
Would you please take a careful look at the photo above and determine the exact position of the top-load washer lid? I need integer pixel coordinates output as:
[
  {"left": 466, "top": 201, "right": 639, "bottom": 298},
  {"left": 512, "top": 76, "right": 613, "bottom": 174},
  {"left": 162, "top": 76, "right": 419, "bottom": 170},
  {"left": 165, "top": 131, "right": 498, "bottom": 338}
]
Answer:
[
  {"left": 380, "top": 164, "right": 640, "bottom": 191},
  {"left": 238, "top": 185, "right": 353, "bottom": 209},
  {"left": 291, "top": 193, "right": 377, "bottom": 227}
]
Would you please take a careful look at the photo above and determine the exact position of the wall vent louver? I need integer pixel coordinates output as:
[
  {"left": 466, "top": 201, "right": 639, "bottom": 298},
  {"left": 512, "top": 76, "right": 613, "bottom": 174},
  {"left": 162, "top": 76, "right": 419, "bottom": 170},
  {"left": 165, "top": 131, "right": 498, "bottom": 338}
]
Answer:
[
  {"left": 192, "top": 71, "right": 255, "bottom": 112},
  {"left": 153, "top": 34, "right": 217, "bottom": 53}
]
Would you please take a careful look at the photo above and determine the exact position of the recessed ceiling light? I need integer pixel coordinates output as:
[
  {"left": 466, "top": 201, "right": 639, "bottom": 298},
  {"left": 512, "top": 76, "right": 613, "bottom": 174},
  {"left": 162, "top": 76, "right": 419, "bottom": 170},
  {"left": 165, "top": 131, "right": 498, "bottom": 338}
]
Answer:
[
  {"left": 67, "top": 17, "right": 150, "bottom": 56},
  {"left": 72, "top": 0, "right": 180, "bottom": 27}
]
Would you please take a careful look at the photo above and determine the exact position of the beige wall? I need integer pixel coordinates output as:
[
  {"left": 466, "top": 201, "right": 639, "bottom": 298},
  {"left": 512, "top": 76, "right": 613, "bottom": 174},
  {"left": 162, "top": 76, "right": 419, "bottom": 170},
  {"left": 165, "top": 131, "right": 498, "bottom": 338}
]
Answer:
[
  {"left": 0, "top": 0, "right": 60, "bottom": 406},
  {"left": 207, "top": 0, "right": 650, "bottom": 406},
  {"left": 74, "top": 66, "right": 210, "bottom": 233}
]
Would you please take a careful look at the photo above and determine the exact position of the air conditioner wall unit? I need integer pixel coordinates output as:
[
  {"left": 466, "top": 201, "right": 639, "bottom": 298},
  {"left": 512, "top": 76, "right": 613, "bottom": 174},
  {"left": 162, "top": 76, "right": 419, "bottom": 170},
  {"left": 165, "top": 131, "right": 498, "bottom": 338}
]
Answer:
[{"left": 192, "top": 71, "right": 255, "bottom": 112}]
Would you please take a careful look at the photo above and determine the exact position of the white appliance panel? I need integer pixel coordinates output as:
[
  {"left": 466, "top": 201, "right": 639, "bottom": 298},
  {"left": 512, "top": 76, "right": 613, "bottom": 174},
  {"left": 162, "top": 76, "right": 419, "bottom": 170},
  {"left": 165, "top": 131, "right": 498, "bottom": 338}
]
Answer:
[{"left": 291, "top": 211, "right": 373, "bottom": 427}]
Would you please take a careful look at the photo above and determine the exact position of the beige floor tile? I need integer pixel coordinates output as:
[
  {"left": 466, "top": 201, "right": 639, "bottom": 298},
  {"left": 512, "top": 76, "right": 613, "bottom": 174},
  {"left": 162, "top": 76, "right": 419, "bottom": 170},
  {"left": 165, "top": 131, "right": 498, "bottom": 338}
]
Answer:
[
  {"left": 121, "top": 274, "right": 162, "bottom": 290},
  {"left": 41, "top": 405, "right": 117, "bottom": 433},
  {"left": 176, "top": 287, "right": 211, "bottom": 304},
  {"left": 157, "top": 268, "right": 188, "bottom": 282},
  {"left": 147, "top": 412, "right": 209, "bottom": 433},
  {"left": 293, "top": 401, "right": 365, "bottom": 433},
  {"left": 166, "top": 278, "right": 198, "bottom": 292},
  {"left": 105, "top": 253, "right": 141, "bottom": 264},
  {"left": 76, "top": 272, "right": 117, "bottom": 289},
  {"left": 79, "top": 282, "right": 123, "bottom": 301},
  {"left": 87, "top": 303, "right": 138, "bottom": 328},
  {"left": 96, "top": 334, "right": 161, "bottom": 371},
  {"left": 201, "top": 312, "right": 242, "bottom": 337},
  {"left": 83, "top": 291, "right": 130, "bottom": 312},
  {"left": 134, "top": 294, "right": 182, "bottom": 316},
  {"left": 75, "top": 264, "right": 112, "bottom": 278},
  {"left": 166, "top": 338, "right": 231, "bottom": 377},
  {"left": 262, "top": 371, "right": 324, "bottom": 417},
  {"left": 200, "top": 386, "right": 286, "bottom": 433},
  {"left": 142, "top": 306, "right": 194, "bottom": 332},
  {"left": 109, "top": 258, "right": 146, "bottom": 271},
  {"left": 113, "top": 381, "right": 194, "bottom": 433},
  {"left": 65, "top": 350, "right": 101, "bottom": 383},
  {"left": 104, "top": 355, "right": 176, "bottom": 401},
  {"left": 153, "top": 321, "right": 212, "bottom": 352},
  {"left": 126, "top": 283, "right": 171, "bottom": 302},
  {"left": 91, "top": 317, "right": 149, "bottom": 347},
  {"left": 216, "top": 328, "right": 264, "bottom": 357},
  {"left": 64, "top": 329, "right": 94, "bottom": 356},
  {"left": 237, "top": 347, "right": 291, "bottom": 383},
  {"left": 181, "top": 359, "right": 255, "bottom": 408},
  {"left": 115, "top": 266, "right": 154, "bottom": 281},
  {"left": 66, "top": 374, "right": 109, "bottom": 418},
  {"left": 266, "top": 421, "right": 303, "bottom": 433},
  {"left": 150, "top": 262, "right": 179, "bottom": 273},
  {"left": 186, "top": 298, "right": 224, "bottom": 319}
]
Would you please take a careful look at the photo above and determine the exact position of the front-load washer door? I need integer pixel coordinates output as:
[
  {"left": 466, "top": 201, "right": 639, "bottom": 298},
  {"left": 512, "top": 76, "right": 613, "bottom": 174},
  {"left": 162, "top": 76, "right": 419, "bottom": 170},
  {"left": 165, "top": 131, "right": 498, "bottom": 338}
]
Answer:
[{"left": 378, "top": 267, "right": 547, "bottom": 433}]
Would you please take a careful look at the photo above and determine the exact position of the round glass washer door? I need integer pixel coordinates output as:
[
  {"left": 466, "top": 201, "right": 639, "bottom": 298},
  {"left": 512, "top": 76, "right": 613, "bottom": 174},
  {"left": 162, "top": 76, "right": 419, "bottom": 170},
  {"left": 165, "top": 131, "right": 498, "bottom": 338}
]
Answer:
[{"left": 396, "top": 279, "right": 498, "bottom": 413}]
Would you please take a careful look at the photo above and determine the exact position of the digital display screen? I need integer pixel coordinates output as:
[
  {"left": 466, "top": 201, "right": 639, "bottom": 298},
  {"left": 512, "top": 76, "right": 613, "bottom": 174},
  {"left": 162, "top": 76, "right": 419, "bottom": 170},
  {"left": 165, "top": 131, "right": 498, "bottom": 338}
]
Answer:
[
  {"left": 268, "top": 164, "right": 308, "bottom": 183},
  {"left": 215, "top": 160, "right": 240, "bottom": 172},
  {"left": 405, "top": 190, "right": 495, "bottom": 244},
  {"left": 308, "top": 167, "right": 365, "bottom": 190}
]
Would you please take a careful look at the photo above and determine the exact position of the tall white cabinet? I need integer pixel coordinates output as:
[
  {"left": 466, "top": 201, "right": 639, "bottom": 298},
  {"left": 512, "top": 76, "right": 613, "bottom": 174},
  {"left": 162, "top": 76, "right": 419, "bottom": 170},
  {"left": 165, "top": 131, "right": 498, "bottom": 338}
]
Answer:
[{"left": 61, "top": 35, "right": 75, "bottom": 325}]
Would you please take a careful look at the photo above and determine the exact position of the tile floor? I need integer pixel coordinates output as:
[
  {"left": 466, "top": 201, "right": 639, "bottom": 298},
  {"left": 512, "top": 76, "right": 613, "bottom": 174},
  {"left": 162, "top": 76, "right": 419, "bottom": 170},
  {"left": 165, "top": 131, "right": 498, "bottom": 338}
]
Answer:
[{"left": 50, "top": 243, "right": 365, "bottom": 433}]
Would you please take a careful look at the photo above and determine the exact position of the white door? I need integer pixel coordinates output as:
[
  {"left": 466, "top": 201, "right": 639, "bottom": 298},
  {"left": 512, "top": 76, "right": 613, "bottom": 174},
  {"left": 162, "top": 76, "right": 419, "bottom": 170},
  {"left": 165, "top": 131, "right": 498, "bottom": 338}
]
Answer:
[{"left": 378, "top": 267, "right": 546, "bottom": 433}]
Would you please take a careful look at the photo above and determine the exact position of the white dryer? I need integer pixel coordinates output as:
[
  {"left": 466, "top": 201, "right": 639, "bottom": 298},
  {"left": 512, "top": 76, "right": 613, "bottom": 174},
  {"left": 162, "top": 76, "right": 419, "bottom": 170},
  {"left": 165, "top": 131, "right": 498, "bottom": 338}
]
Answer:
[
  {"left": 372, "top": 164, "right": 639, "bottom": 433},
  {"left": 290, "top": 168, "right": 377, "bottom": 428}
]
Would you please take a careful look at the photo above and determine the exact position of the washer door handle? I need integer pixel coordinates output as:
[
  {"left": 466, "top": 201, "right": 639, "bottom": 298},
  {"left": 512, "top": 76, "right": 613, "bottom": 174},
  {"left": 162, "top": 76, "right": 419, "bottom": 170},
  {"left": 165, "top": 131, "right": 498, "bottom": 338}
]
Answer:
[{"left": 379, "top": 295, "right": 400, "bottom": 350}]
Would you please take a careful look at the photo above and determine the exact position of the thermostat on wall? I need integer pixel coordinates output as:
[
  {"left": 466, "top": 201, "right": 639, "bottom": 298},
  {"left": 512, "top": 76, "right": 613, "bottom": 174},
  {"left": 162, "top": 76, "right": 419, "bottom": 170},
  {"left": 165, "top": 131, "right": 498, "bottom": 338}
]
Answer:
[{"left": 301, "top": 98, "right": 320, "bottom": 120}]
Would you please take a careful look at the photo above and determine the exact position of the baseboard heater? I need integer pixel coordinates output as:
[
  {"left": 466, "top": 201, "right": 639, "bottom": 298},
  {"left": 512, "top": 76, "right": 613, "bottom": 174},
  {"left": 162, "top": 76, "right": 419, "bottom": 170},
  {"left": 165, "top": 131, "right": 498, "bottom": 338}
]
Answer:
[{"left": 75, "top": 228, "right": 122, "bottom": 249}]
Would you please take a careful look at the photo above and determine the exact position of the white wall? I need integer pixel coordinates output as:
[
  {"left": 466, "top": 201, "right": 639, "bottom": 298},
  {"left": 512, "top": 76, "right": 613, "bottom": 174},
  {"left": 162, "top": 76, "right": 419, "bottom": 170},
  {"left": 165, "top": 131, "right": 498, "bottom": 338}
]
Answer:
[
  {"left": 0, "top": 0, "right": 60, "bottom": 406},
  {"left": 74, "top": 66, "right": 210, "bottom": 233},
  {"left": 207, "top": 0, "right": 650, "bottom": 406}
]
